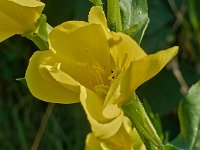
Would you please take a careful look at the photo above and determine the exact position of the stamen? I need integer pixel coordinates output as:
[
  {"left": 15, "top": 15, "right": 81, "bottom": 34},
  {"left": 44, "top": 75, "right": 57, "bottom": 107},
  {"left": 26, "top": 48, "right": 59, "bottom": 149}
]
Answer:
[
  {"left": 108, "top": 67, "right": 118, "bottom": 81},
  {"left": 76, "top": 49, "right": 108, "bottom": 86}
]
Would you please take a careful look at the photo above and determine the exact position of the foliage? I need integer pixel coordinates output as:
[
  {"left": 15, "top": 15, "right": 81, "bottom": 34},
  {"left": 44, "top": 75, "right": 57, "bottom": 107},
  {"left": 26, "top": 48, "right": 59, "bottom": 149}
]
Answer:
[{"left": 171, "top": 80, "right": 200, "bottom": 150}]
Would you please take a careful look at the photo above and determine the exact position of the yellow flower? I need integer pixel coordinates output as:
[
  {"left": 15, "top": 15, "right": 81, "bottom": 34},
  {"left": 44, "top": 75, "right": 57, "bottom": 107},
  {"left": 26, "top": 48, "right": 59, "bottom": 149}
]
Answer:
[
  {"left": 0, "top": 0, "right": 45, "bottom": 42},
  {"left": 25, "top": 6, "right": 178, "bottom": 149}
]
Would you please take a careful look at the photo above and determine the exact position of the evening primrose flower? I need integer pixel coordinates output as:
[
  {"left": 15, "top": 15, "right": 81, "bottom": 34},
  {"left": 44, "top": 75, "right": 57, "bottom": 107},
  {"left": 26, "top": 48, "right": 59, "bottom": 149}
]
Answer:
[
  {"left": 0, "top": 0, "right": 44, "bottom": 42},
  {"left": 25, "top": 6, "right": 178, "bottom": 147}
]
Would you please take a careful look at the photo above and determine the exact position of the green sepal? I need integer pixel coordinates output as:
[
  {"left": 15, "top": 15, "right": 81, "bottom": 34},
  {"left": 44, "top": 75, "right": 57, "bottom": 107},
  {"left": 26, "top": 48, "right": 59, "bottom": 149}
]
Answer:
[
  {"left": 23, "top": 14, "right": 53, "bottom": 50},
  {"left": 122, "top": 93, "right": 163, "bottom": 149}
]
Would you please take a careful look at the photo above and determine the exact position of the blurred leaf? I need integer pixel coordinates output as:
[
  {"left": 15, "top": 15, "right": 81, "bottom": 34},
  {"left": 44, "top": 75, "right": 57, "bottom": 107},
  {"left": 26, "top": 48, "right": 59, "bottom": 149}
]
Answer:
[
  {"left": 137, "top": 69, "right": 181, "bottom": 115},
  {"left": 123, "top": 93, "right": 162, "bottom": 149},
  {"left": 163, "top": 144, "right": 180, "bottom": 150},
  {"left": 188, "top": 0, "right": 200, "bottom": 32},
  {"left": 120, "top": 0, "right": 149, "bottom": 44},
  {"left": 141, "top": 0, "right": 175, "bottom": 52},
  {"left": 171, "top": 80, "right": 200, "bottom": 149}
]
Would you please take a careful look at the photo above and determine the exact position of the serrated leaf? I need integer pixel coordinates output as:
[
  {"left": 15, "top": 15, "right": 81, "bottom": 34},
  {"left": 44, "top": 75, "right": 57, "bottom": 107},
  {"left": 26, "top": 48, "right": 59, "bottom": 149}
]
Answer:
[
  {"left": 120, "top": 0, "right": 149, "bottom": 44},
  {"left": 123, "top": 93, "right": 162, "bottom": 149},
  {"left": 171, "top": 80, "right": 200, "bottom": 150}
]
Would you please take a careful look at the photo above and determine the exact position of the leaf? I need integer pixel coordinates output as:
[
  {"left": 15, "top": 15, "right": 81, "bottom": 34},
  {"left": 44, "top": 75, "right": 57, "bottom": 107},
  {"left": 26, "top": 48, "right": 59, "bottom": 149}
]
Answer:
[
  {"left": 120, "top": 0, "right": 149, "bottom": 44},
  {"left": 171, "top": 80, "right": 200, "bottom": 150},
  {"left": 123, "top": 93, "right": 162, "bottom": 149},
  {"left": 163, "top": 144, "right": 180, "bottom": 150}
]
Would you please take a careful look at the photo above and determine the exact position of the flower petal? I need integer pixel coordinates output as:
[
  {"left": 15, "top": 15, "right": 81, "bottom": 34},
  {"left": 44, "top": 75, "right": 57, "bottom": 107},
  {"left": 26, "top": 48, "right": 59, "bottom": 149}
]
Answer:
[
  {"left": 105, "top": 46, "right": 178, "bottom": 105},
  {"left": 100, "top": 117, "right": 134, "bottom": 150},
  {"left": 109, "top": 32, "right": 146, "bottom": 71},
  {"left": 25, "top": 50, "right": 80, "bottom": 104},
  {"left": 0, "top": 0, "right": 44, "bottom": 42},
  {"left": 80, "top": 86, "right": 123, "bottom": 139},
  {"left": 128, "top": 46, "right": 178, "bottom": 92},
  {"left": 85, "top": 133, "right": 103, "bottom": 150},
  {"left": 49, "top": 23, "right": 111, "bottom": 90}
]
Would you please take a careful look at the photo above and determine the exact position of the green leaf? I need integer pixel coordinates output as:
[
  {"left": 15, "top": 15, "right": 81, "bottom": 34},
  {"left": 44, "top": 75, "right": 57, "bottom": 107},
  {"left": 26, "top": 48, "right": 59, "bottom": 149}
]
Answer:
[
  {"left": 89, "top": 0, "right": 102, "bottom": 6},
  {"left": 120, "top": 0, "right": 149, "bottom": 44},
  {"left": 123, "top": 93, "right": 162, "bottom": 149},
  {"left": 171, "top": 80, "right": 200, "bottom": 150}
]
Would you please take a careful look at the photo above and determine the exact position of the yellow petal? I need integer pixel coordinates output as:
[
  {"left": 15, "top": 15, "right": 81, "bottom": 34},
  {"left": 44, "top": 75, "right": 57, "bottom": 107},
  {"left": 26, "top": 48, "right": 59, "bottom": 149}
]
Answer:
[
  {"left": 100, "top": 117, "right": 134, "bottom": 150},
  {"left": 49, "top": 23, "right": 111, "bottom": 90},
  {"left": 80, "top": 86, "right": 123, "bottom": 139},
  {"left": 88, "top": 6, "right": 107, "bottom": 29},
  {"left": 0, "top": 0, "right": 44, "bottom": 42},
  {"left": 128, "top": 46, "right": 178, "bottom": 92},
  {"left": 105, "top": 46, "right": 178, "bottom": 105},
  {"left": 25, "top": 50, "right": 80, "bottom": 104},
  {"left": 85, "top": 133, "right": 103, "bottom": 150},
  {"left": 85, "top": 117, "right": 145, "bottom": 150},
  {"left": 131, "top": 128, "right": 146, "bottom": 150},
  {"left": 109, "top": 32, "right": 146, "bottom": 71}
]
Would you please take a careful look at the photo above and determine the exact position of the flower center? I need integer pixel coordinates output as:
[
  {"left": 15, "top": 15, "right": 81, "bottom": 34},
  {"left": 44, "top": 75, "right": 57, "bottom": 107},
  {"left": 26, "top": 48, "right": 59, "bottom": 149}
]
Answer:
[{"left": 77, "top": 49, "right": 110, "bottom": 96}]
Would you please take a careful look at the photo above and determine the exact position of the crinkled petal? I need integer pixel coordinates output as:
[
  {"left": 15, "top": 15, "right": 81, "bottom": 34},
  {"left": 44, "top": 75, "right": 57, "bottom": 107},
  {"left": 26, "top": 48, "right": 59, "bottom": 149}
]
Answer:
[
  {"left": 0, "top": 0, "right": 44, "bottom": 42},
  {"left": 105, "top": 46, "right": 178, "bottom": 105},
  {"left": 49, "top": 23, "right": 111, "bottom": 90},
  {"left": 80, "top": 86, "right": 123, "bottom": 139},
  {"left": 25, "top": 50, "right": 80, "bottom": 104}
]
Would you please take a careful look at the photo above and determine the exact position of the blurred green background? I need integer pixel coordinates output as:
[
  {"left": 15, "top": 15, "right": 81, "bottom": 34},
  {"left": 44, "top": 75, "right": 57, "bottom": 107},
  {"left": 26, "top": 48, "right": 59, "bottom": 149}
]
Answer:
[{"left": 0, "top": 0, "right": 200, "bottom": 149}]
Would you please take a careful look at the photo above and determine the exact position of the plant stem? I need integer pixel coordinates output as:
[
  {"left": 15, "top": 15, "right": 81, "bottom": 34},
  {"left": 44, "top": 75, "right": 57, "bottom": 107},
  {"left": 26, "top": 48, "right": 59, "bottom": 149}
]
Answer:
[
  {"left": 107, "top": 0, "right": 122, "bottom": 32},
  {"left": 31, "top": 103, "right": 55, "bottom": 150},
  {"left": 90, "top": 0, "right": 103, "bottom": 7}
]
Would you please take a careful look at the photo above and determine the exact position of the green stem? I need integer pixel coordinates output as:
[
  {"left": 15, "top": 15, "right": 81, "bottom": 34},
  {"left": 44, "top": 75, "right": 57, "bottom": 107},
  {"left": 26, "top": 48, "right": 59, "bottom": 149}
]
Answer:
[
  {"left": 25, "top": 34, "right": 49, "bottom": 50},
  {"left": 90, "top": 0, "right": 103, "bottom": 7},
  {"left": 107, "top": 0, "right": 122, "bottom": 32},
  {"left": 123, "top": 93, "right": 163, "bottom": 149}
]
